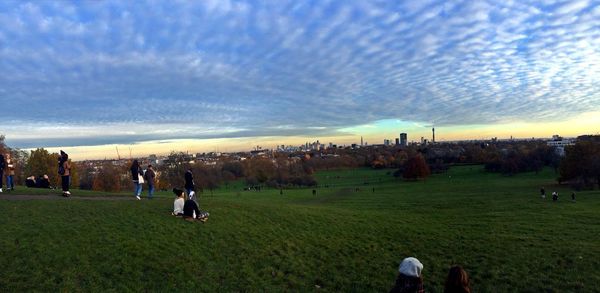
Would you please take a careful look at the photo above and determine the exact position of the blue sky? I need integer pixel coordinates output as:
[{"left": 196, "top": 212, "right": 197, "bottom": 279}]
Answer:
[{"left": 0, "top": 0, "right": 599, "bottom": 155}]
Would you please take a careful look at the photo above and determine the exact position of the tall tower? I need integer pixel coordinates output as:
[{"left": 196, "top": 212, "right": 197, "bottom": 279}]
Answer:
[
  {"left": 361, "top": 136, "right": 363, "bottom": 146},
  {"left": 432, "top": 128, "right": 435, "bottom": 144}
]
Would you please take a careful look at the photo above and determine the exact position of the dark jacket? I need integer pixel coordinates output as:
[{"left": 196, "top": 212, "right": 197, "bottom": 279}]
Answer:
[
  {"left": 144, "top": 169, "right": 156, "bottom": 186},
  {"left": 183, "top": 199, "right": 200, "bottom": 218},
  {"left": 130, "top": 166, "right": 143, "bottom": 181},
  {"left": 389, "top": 275, "right": 424, "bottom": 293},
  {"left": 0, "top": 154, "right": 5, "bottom": 171},
  {"left": 184, "top": 170, "right": 195, "bottom": 190}
]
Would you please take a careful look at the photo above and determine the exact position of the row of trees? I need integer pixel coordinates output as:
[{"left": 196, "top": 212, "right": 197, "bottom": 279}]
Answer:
[{"left": 559, "top": 137, "right": 600, "bottom": 190}]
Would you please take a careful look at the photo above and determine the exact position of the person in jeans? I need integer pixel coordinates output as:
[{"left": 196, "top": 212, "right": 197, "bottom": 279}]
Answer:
[
  {"left": 144, "top": 164, "right": 156, "bottom": 199},
  {"left": 6, "top": 153, "right": 15, "bottom": 191},
  {"left": 58, "top": 150, "right": 71, "bottom": 196},
  {"left": 130, "top": 160, "right": 143, "bottom": 200}
]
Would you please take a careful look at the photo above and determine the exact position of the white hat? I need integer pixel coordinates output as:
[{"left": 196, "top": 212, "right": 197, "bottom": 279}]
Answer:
[{"left": 398, "top": 257, "right": 423, "bottom": 277}]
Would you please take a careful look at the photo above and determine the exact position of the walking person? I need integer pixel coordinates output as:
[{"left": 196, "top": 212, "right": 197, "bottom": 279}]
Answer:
[
  {"left": 144, "top": 164, "right": 156, "bottom": 199},
  {"left": 184, "top": 168, "right": 195, "bottom": 199},
  {"left": 6, "top": 153, "right": 15, "bottom": 191},
  {"left": 0, "top": 153, "right": 5, "bottom": 193},
  {"left": 552, "top": 191, "right": 558, "bottom": 202},
  {"left": 571, "top": 192, "right": 576, "bottom": 202},
  {"left": 58, "top": 150, "right": 71, "bottom": 196},
  {"left": 130, "top": 160, "right": 143, "bottom": 200}
]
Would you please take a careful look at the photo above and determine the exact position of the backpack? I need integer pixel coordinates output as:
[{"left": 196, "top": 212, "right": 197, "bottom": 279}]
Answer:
[{"left": 58, "top": 161, "right": 65, "bottom": 175}]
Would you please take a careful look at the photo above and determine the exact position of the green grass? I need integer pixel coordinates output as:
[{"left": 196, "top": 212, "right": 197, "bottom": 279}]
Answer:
[{"left": 0, "top": 166, "right": 599, "bottom": 292}]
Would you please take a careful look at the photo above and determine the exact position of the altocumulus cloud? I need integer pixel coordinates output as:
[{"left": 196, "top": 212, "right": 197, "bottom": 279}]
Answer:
[{"left": 0, "top": 0, "right": 599, "bottom": 147}]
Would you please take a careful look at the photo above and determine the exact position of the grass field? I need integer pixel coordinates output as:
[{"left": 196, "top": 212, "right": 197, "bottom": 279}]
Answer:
[{"left": 1, "top": 166, "right": 599, "bottom": 292}]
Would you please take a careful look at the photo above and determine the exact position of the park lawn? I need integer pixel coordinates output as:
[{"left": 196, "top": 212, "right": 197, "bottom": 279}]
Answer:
[{"left": 0, "top": 166, "right": 599, "bottom": 292}]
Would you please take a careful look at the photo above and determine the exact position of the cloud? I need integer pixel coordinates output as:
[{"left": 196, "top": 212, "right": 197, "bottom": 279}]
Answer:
[{"left": 0, "top": 0, "right": 599, "bottom": 149}]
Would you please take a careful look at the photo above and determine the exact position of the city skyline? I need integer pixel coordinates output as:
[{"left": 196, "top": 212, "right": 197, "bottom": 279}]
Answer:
[{"left": 1, "top": 1, "right": 599, "bottom": 159}]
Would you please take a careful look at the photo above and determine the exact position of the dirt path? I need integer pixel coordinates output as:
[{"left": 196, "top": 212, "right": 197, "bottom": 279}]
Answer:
[{"left": 0, "top": 194, "right": 138, "bottom": 201}]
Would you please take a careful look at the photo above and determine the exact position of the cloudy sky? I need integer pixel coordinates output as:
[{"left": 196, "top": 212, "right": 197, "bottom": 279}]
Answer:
[{"left": 1, "top": 0, "right": 599, "bottom": 159}]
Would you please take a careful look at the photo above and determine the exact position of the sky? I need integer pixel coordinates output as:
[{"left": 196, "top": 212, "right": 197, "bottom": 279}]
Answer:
[{"left": 0, "top": 0, "right": 599, "bottom": 159}]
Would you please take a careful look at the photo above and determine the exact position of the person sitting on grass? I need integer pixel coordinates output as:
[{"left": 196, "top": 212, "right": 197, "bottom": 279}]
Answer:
[
  {"left": 444, "top": 265, "right": 470, "bottom": 293},
  {"left": 172, "top": 188, "right": 208, "bottom": 221},
  {"left": 389, "top": 257, "right": 424, "bottom": 293},
  {"left": 172, "top": 188, "right": 185, "bottom": 216}
]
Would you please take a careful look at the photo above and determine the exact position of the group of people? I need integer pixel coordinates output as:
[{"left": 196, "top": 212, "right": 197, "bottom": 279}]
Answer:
[
  {"left": 390, "top": 257, "right": 470, "bottom": 293},
  {"left": 129, "top": 159, "right": 156, "bottom": 200},
  {"left": 540, "top": 187, "right": 576, "bottom": 202},
  {"left": 0, "top": 152, "right": 16, "bottom": 193}
]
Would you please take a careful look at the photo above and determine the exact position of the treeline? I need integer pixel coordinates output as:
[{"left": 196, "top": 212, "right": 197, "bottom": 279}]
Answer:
[{"left": 558, "top": 136, "right": 600, "bottom": 190}]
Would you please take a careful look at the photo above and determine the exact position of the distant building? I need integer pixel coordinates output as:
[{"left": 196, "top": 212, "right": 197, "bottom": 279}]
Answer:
[
  {"left": 400, "top": 133, "right": 407, "bottom": 146},
  {"left": 547, "top": 134, "right": 574, "bottom": 156},
  {"left": 395, "top": 138, "right": 400, "bottom": 145}
]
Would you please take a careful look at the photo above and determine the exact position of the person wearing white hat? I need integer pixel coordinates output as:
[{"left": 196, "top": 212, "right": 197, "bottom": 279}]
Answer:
[{"left": 389, "top": 257, "right": 424, "bottom": 293}]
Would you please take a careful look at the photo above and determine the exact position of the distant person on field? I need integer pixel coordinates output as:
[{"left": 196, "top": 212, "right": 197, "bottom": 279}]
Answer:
[
  {"left": 6, "top": 153, "right": 15, "bottom": 191},
  {"left": 540, "top": 187, "right": 545, "bottom": 199},
  {"left": 389, "top": 257, "right": 424, "bottom": 293},
  {"left": 571, "top": 192, "right": 576, "bottom": 202},
  {"left": 444, "top": 265, "right": 470, "bottom": 293},
  {"left": 144, "top": 165, "right": 156, "bottom": 199},
  {"left": 552, "top": 191, "right": 558, "bottom": 202},
  {"left": 58, "top": 150, "right": 71, "bottom": 196},
  {"left": 172, "top": 188, "right": 185, "bottom": 216},
  {"left": 184, "top": 168, "right": 195, "bottom": 197},
  {"left": 0, "top": 153, "right": 5, "bottom": 193},
  {"left": 130, "top": 160, "right": 143, "bottom": 200}
]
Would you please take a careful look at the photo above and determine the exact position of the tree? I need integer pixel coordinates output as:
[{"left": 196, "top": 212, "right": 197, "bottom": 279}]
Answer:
[
  {"left": 559, "top": 140, "right": 600, "bottom": 189},
  {"left": 402, "top": 153, "right": 430, "bottom": 180},
  {"left": 92, "top": 161, "right": 122, "bottom": 192},
  {"left": 25, "top": 148, "right": 60, "bottom": 187}
]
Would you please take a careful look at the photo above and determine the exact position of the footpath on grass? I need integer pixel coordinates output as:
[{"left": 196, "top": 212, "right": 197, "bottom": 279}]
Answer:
[{"left": 0, "top": 194, "right": 136, "bottom": 201}]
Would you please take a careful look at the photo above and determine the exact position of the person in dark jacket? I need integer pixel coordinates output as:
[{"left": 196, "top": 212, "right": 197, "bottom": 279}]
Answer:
[
  {"left": 58, "top": 150, "right": 71, "bottom": 196},
  {"left": 390, "top": 257, "right": 424, "bottom": 293},
  {"left": 144, "top": 165, "right": 156, "bottom": 199},
  {"left": 184, "top": 168, "right": 195, "bottom": 197},
  {"left": 130, "top": 160, "right": 143, "bottom": 200},
  {"left": 444, "top": 266, "right": 470, "bottom": 293},
  {"left": 0, "top": 153, "right": 5, "bottom": 193}
]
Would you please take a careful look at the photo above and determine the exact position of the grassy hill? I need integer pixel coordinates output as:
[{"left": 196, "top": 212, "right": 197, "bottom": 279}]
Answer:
[{"left": 0, "top": 166, "right": 598, "bottom": 292}]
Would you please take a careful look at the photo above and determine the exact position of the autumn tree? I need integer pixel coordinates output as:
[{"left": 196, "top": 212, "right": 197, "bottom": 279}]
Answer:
[{"left": 402, "top": 153, "right": 431, "bottom": 180}]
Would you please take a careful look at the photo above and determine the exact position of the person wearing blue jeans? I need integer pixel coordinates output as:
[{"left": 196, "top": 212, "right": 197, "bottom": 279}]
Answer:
[
  {"left": 130, "top": 160, "right": 143, "bottom": 200},
  {"left": 144, "top": 165, "right": 156, "bottom": 199},
  {"left": 6, "top": 153, "right": 15, "bottom": 191}
]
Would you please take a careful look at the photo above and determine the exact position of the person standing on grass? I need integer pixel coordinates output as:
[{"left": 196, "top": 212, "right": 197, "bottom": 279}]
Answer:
[
  {"left": 389, "top": 257, "right": 424, "bottom": 293},
  {"left": 6, "top": 153, "right": 15, "bottom": 191},
  {"left": 552, "top": 191, "right": 558, "bottom": 202},
  {"left": 144, "top": 164, "right": 156, "bottom": 199},
  {"left": 130, "top": 160, "right": 143, "bottom": 200},
  {"left": 58, "top": 150, "right": 71, "bottom": 196},
  {"left": 184, "top": 168, "right": 195, "bottom": 199},
  {"left": 571, "top": 192, "right": 576, "bottom": 202},
  {"left": 444, "top": 265, "right": 470, "bottom": 293},
  {"left": 0, "top": 153, "right": 5, "bottom": 193}
]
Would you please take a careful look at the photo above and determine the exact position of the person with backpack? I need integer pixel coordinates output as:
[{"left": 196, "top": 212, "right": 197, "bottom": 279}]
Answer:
[
  {"left": 130, "top": 160, "right": 143, "bottom": 200},
  {"left": 58, "top": 150, "right": 71, "bottom": 196},
  {"left": 144, "top": 164, "right": 156, "bottom": 199}
]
